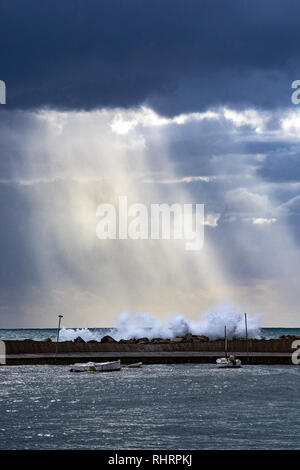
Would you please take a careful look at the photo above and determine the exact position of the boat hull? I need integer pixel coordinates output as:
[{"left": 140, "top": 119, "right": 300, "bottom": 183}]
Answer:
[
  {"left": 70, "top": 359, "right": 121, "bottom": 372},
  {"left": 125, "top": 362, "right": 143, "bottom": 368},
  {"left": 216, "top": 357, "right": 242, "bottom": 368}
]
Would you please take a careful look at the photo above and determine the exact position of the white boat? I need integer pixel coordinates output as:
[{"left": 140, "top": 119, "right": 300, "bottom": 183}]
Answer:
[
  {"left": 70, "top": 359, "right": 121, "bottom": 372},
  {"left": 124, "top": 362, "right": 143, "bottom": 368},
  {"left": 216, "top": 326, "right": 242, "bottom": 368},
  {"left": 216, "top": 356, "right": 242, "bottom": 368}
]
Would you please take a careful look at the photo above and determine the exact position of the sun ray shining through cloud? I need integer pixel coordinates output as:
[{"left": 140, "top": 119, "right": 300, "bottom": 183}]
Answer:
[{"left": 1, "top": 104, "right": 300, "bottom": 326}]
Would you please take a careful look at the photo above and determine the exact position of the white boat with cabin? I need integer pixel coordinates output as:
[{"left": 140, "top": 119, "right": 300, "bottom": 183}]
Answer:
[
  {"left": 216, "top": 355, "right": 242, "bottom": 368},
  {"left": 216, "top": 326, "right": 242, "bottom": 368}
]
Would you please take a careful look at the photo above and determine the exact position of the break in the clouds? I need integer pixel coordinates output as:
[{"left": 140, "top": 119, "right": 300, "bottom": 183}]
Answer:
[
  {"left": 1, "top": 0, "right": 300, "bottom": 113},
  {"left": 1, "top": 1, "right": 300, "bottom": 327}
]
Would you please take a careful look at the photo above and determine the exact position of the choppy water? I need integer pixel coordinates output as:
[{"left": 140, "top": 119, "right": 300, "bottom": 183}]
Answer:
[
  {"left": 0, "top": 328, "right": 110, "bottom": 341},
  {"left": 0, "top": 363, "right": 299, "bottom": 450},
  {"left": 0, "top": 327, "right": 300, "bottom": 341}
]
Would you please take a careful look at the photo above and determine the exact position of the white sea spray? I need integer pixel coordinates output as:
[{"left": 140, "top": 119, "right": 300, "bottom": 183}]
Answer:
[{"left": 59, "top": 307, "right": 262, "bottom": 341}]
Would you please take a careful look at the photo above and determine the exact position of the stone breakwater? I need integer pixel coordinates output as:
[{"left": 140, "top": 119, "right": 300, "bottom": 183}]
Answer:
[{"left": 2, "top": 334, "right": 299, "bottom": 358}]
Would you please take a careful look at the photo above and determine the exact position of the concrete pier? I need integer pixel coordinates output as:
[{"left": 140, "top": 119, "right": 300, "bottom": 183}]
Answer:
[
  {"left": 1, "top": 337, "right": 298, "bottom": 365},
  {"left": 3, "top": 351, "right": 295, "bottom": 365}
]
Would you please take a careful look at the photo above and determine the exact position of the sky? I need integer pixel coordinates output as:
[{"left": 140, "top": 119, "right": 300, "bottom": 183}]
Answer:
[{"left": 0, "top": 0, "right": 300, "bottom": 327}]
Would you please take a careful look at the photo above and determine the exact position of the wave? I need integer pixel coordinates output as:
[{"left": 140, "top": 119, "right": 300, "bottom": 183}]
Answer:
[
  {"left": 112, "top": 309, "right": 262, "bottom": 341},
  {"left": 59, "top": 307, "right": 262, "bottom": 341},
  {"left": 59, "top": 327, "right": 104, "bottom": 342}
]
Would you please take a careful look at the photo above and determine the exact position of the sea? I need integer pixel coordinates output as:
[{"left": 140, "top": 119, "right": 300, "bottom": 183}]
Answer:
[
  {"left": 1, "top": 327, "right": 300, "bottom": 341},
  {"left": 0, "top": 327, "right": 300, "bottom": 450}
]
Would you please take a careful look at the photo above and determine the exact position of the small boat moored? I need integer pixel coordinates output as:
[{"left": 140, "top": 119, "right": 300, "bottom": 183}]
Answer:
[
  {"left": 124, "top": 362, "right": 143, "bottom": 368},
  {"left": 70, "top": 359, "right": 121, "bottom": 373},
  {"left": 216, "top": 326, "right": 242, "bottom": 368},
  {"left": 216, "top": 355, "right": 242, "bottom": 368}
]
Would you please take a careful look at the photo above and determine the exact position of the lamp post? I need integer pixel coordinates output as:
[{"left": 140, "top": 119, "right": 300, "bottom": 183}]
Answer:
[
  {"left": 245, "top": 312, "right": 249, "bottom": 363},
  {"left": 55, "top": 315, "right": 63, "bottom": 364}
]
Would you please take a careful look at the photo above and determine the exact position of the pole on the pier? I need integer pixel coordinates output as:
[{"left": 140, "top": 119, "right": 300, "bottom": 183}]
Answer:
[
  {"left": 224, "top": 326, "right": 228, "bottom": 358},
  {"left": 244, "top": 312, "right": 249, "bottom": 363},
  {"left": 55, "top": 314, "right": 63, "bottom": 364}
]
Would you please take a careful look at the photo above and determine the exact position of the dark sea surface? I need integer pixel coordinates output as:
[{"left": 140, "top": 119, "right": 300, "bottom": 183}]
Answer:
[
  {"left": 0, "top": 363, "right": 299, "bottom": 450},
  {"left": 1, "top": 328, "right": 299, "bottom": 449}
]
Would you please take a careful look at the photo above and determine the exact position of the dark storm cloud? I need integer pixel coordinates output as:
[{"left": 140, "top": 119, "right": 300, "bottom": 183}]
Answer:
[
  {"left": 258, "top": 150, "right": 300, "bottom": 182},
  {"left": 165, "top": 117, "right": 257, "bottom": 176},
  {"left": 1, "top": 0, "right": 300, "bottom": 113}
]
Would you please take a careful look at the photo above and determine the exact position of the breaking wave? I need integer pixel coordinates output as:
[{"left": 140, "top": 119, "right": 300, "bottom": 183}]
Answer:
[
  {"left": 59, "top": 327, "right": 103, "bottom": 342},
  {"left": 59, "top": 307, "right": 262, "bottom": 341},
  {"left": 112, "top": 309, "right": 262, "bottom": 341}
]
